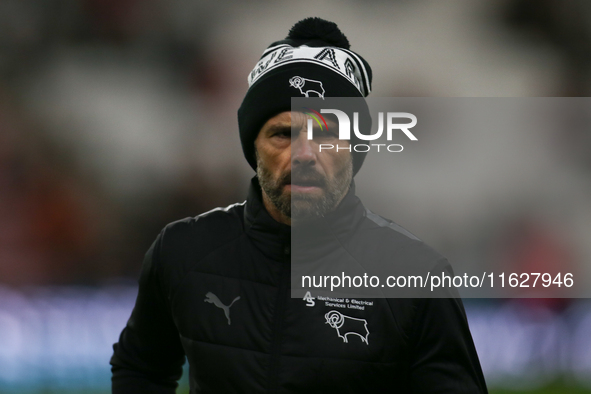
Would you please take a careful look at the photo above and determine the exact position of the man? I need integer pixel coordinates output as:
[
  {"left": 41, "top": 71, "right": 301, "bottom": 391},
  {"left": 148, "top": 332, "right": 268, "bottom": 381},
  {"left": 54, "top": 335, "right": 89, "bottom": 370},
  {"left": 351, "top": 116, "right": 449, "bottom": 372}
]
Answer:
[{"left": 111, "top": 17, "right": 488, "bottom": 393}]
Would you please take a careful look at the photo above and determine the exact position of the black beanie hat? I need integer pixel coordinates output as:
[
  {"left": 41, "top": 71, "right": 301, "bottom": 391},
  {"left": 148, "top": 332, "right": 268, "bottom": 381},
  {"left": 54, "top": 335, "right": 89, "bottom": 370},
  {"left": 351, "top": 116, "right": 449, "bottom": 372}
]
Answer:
[{"left": 238, "top": 17, "right": 373, "bottom": 175}]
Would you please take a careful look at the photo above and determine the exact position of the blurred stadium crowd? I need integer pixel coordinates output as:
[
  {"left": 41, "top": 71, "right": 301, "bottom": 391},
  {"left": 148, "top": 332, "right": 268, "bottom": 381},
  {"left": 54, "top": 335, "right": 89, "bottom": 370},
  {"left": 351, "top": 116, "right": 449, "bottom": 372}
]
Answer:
[
  {"left": 1, "top": 0, "right": 591, "bottom": 285},
  {"left": 0, "top": 0, "right": 591, "bottom": 392}
]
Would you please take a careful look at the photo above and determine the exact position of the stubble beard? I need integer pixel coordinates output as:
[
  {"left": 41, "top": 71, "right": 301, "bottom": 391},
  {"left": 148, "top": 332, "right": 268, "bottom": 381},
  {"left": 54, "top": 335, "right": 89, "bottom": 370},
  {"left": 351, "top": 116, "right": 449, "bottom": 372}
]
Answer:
[{"left": 256, "top": 152, "right": 353, "bottom": 222}]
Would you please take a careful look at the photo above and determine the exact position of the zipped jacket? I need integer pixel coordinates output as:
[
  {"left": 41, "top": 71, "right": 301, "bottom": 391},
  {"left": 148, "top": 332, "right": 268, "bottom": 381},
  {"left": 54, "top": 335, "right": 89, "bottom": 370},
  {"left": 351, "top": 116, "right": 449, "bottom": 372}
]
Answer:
[{"left": 111, "top": 178, "right": 488, "bottom": 393}]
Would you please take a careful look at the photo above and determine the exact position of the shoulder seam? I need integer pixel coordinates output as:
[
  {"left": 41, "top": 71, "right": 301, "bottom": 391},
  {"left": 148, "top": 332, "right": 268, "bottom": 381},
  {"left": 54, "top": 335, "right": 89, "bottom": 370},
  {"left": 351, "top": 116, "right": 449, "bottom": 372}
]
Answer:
[
  {"left": 194, "top": 201, "right": 246, "bottom": 219},
  {"left": 364, "top": 209, "right": 420, "bottom": 241}
]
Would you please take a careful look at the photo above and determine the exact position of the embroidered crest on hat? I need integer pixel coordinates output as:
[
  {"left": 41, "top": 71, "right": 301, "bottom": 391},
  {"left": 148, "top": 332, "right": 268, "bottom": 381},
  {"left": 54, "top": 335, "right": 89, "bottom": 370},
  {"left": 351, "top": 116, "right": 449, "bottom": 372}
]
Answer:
[{"left": 289, "top": 76, "right": 325, "bottom": 98}]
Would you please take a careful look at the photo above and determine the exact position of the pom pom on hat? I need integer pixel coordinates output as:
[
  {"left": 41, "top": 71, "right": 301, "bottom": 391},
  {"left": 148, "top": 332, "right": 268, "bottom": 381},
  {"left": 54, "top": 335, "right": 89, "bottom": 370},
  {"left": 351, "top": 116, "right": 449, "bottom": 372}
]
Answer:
[{"left": 287, "top": 17, "right": 350, "bottom": 49}]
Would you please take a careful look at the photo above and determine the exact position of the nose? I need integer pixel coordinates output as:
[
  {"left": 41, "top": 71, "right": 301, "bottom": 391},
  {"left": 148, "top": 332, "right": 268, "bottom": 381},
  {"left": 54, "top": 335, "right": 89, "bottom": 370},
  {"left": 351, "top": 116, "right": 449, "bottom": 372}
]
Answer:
[{"left": 291, "top": 128, "right": 316, "bottom": 167}]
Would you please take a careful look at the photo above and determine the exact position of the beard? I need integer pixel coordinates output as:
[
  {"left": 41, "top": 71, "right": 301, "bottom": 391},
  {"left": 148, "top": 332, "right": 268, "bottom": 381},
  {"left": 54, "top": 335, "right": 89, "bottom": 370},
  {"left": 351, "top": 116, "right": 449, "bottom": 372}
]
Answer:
[{"left": 256, "top": 153, "right": 353, "bottom": 222}]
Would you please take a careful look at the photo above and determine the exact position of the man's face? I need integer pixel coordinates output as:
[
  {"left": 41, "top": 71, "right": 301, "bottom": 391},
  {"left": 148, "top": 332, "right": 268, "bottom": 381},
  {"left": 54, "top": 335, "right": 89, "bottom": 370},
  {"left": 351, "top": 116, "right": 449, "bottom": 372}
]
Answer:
[{"left": 255, "top": 111, "right": 353, "bottom": 222}]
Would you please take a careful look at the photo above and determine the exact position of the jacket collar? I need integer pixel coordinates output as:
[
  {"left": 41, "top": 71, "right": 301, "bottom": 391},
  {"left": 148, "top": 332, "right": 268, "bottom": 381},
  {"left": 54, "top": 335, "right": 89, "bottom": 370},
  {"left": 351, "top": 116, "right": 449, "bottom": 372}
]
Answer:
[
  {"left": 244, "top": 176, "right": 366, "bottom": 261},
  {"left": 292, "top": 180, "right": 366, "bottom": 259},
  {"left": 244, "top": 177, "right": 291, "bottom": 260}
]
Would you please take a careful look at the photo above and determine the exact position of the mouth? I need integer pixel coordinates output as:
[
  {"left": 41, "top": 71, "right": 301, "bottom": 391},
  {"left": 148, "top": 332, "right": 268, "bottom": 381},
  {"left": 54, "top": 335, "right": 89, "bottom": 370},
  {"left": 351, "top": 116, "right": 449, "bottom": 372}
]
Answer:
[
  {"left": 288, "top": 184, "right": 322, "bottom": 193},
  {"left": 280, "top": 169, "right": 326, "bottom": 194},
  {"left": 286, "top": 179, "right": 324, "bottom": 193}
]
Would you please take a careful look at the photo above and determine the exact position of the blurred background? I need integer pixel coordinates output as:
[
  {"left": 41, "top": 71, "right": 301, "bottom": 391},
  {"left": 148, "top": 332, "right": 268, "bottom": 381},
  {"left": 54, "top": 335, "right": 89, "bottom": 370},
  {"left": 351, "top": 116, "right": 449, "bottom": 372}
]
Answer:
[{"left": 0, "top": 0, "right": 590, "bottom": 392}]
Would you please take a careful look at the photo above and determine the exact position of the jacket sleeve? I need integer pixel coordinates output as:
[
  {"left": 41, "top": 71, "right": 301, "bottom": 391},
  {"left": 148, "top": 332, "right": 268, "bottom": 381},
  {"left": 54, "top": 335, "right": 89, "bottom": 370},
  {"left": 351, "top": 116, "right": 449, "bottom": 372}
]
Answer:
[
  {"left": 408, "top": 263, "right": 488, "bottom": 393},
  {"left": 110, "top": 231, "right": 186, "bottom": 394}
]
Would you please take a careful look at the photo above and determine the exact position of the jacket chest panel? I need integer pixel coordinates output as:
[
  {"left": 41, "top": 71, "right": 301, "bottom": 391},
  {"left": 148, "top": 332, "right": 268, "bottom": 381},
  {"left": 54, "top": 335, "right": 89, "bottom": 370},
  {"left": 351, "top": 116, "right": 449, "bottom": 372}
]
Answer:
[
  {"left": 283, "top": 296, "right": 408, "bottom": 363},
  {"left": 170, "top": 268, "right": 411, "bottom": 393},
  {"left": 171, "top": 269, "right": 407, "bottom": 362},
  {"left": 171, "top": 270, "right": 278, "bottom": 354}
]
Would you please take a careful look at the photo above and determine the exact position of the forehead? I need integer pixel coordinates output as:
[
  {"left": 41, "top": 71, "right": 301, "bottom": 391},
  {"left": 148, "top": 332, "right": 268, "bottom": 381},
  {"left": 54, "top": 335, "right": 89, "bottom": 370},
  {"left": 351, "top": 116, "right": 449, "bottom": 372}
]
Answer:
[
  {"left": 265, "top": 111, "right": 293, "bottom": 126},
  {"left": 260, "top": 111, "right": 338, "bottom": 132}
]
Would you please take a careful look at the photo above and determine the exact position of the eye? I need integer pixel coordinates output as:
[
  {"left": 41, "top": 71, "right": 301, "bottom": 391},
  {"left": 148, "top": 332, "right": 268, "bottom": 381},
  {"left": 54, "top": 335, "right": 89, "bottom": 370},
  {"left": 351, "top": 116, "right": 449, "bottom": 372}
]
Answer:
[{"left": 274, "top": 129, "right": 292, "bottom": 138}]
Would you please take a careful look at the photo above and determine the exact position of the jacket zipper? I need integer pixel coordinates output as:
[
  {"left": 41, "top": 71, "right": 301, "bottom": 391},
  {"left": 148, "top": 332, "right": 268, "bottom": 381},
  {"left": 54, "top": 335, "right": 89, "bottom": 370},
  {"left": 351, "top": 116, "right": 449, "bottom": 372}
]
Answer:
[{"left": 267, "top": 243, "right": 290, "bottom": 393}]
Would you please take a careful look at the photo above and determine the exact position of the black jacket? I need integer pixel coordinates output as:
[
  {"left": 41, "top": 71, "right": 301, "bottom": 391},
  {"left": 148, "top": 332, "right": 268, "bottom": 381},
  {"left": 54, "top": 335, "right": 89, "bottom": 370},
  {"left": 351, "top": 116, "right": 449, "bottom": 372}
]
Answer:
[{"left": 111, "top": 178, "right": 488, "bottom": 393}]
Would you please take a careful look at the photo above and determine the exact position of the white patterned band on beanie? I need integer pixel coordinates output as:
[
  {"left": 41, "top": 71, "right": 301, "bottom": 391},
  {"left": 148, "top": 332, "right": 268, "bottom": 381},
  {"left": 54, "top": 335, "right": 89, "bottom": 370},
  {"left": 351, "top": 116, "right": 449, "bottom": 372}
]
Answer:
[{"left": 248, "top": 44, "right": 372, "bottom": 97}]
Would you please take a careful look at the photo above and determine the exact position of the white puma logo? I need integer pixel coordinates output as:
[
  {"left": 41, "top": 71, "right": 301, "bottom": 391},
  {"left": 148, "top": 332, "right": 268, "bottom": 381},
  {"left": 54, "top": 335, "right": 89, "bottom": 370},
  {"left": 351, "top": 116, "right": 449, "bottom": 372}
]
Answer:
[{"left": 204, "top": 292, "right": 240, "bottom": 325}]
